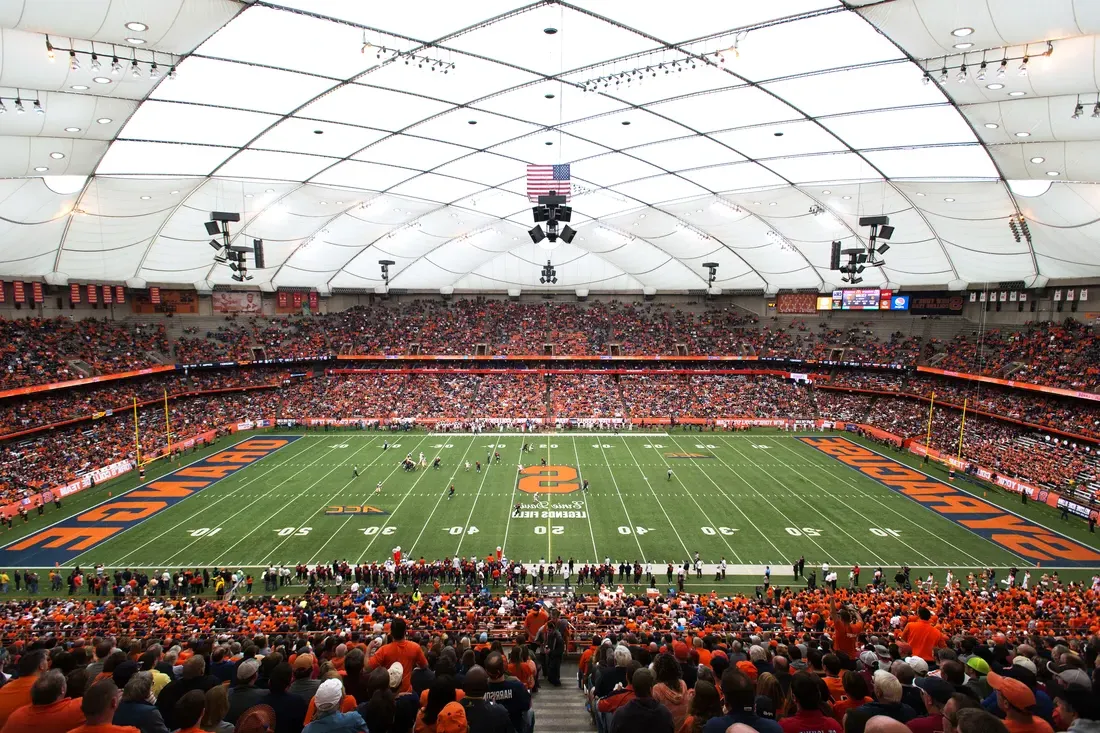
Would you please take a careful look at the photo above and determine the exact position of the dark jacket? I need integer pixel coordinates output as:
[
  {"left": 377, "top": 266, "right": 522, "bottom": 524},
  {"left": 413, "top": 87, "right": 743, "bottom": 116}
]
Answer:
[
  {"left": 114, "top": 699, "right": 170, "bottom": 733},
  {"left": 266, "top": 689, "right": 309, "bottom": 733},
  {"left": 485, "top": 677, "right": 531, "bottom": 733},
  {"left": 594, "top": 667, "right": 630, "bottom": 699},
  {"left": 610, "top": 697, "right": 674, "bottom": 733},
  {"left": 288, "top": 679, "right": 321, "bottom": 703},
  {"left": 226, "top": 686, "right": 271, "bottom": 725},
  {"left": 703, "top": 711, "right": 784, "bottom": 733},
  {"left": 156, "top": 675, "right": 219, "bottom": 728},
  {"left": 460, "top": 697, "right": 515, "bottom": 733},
  {"left": 854, "top": 701, "right": 917, "bottom": 723}
]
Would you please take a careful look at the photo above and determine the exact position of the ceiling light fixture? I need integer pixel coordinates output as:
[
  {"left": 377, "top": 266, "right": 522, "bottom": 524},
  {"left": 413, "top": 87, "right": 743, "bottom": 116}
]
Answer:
[
  {"left": 956, "top": 64, "right": 967, "bottom": 83},
  {"left": 1072, "top": 96, "right": 1083, "bottom": 120},
  {"left": 130, "top": 58, "right": 141, "bottom": 77},
  {"left": 90, "top": 52, "right": 100, "bottom": 71},
  {"left": 71, "top": 84, "right": 89, "bottom": 90},
  {"left": 49, "top": 152, "right": 65, "bottom": 159},
  {"left": 1018, "top": 56, "right": 1028, "bottom": 76},
  {"left": 125, "top": 37, "right": 146, "bottom": 45},
  {"left": 954, "top": 42, "right": 973, "bottom": 50},
  {"left": 140, "top": 195, "right": 151, "bottom": 200},
  {"left": 65, "top": 126, "right": 80, "bottom": 132},
  {"left": 96, "top": 117, "right": 112, "bottom": 124},
  {"left": 92, "top": 76, "right": 111, "bottom": 84},
  {"left": 1008, "top": 90, "right": 1026, "bottom": 97},
  {"left": 1046, "top": 171, "right": 1060, "bottom": 176},
  {"left": 1030, "top": 156, "right": 1045, "bottom": 163},
  {"left": 69, "top": 50, "right": 79, "bottom": 70},
  {"left": 1015, "top": 131, "right": 1030, "bottom": 137},
  {"left": 997, "top": 58, "right": 1007, "bottom": 78},
  {"left": 149, "top": 61, "right": 159, "bottom": 79},
  {"left": 1093, "top": 97, "right": 1100, "bottom": 118},
  {"left": 33, "top": 99, "right": 44, "bottom": 114},
  {"left": 952, "top": 27, "right": 974, "bottom": 37},
  {"left": 126, "top": 22, "right": 148, "bottom": 32},
  {"left": 944, "top": 197, "right": 955, "bottom": 202},
  {"left": 45, "top": 36, "right": 55, "bottom": 61},
  {"left": 984, "top": 122, "right": 999, "bottom": 129},
  {"left": 34, "top": 166, "right": 48, "bottom": 172},
  {"left": 976, "top": 61, "right": 987, "bottom": 81},
  {"left": 110, "top": 53, "right": 122, "bottom": 74},
  {"left": 14, "top": 98, "right": 24, "bottom": 114},
  {"left": 986, "top": 83, "right": 1004, "bottom": 90}
]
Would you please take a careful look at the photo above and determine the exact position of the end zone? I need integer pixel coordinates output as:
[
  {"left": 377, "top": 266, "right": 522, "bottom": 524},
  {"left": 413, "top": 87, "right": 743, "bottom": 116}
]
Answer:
[
  {"left": 800, "top": 436, "right": 1100, "bottom": 567},
  {"left": 0, "top": 437, "right": 299, "bottom": 568}
]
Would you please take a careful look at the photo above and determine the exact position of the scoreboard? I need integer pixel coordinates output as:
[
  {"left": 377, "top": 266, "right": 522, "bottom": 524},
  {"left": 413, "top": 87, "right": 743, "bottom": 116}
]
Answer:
[{"left": 827, "top": 289, "right": 910, "bottom": 311}]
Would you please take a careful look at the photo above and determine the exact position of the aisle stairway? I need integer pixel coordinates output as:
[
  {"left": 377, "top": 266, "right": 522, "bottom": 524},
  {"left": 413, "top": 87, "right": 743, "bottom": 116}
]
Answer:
[{"left": 534, "top": 661, "right": 592, "bottom": 733}]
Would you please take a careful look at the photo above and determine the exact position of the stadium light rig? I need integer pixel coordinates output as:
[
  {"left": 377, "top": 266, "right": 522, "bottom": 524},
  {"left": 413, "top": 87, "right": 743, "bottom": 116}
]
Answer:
[
  {"left": 379, "top": 259, "right": 395, "bottom": 283},
  {"left": 702, "top": 262, "right": 719, "bottom": 284},
  {"left": 831, "top": 215, "right": 895, "bottom": 285},
  {"left": 539, "top": 260, "right": 557, "bottom": 285},
  {"left": 203, "top": 212, "right": 257, "bottom": 282},
  {"left": 529, "top": 190, "right": 576, "bottom": 245}
]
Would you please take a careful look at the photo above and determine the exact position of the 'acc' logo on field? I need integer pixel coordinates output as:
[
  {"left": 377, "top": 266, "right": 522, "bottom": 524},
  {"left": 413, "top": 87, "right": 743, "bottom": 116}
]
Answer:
[
  {"left": 325, "top": 504, "right": 389, "bottom": 515},
  {"left": 517, "top": 465, "right": 579, "bottom": 494}
]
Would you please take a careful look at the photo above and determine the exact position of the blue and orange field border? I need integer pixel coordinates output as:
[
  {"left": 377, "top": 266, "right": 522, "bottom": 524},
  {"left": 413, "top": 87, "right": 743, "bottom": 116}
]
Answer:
[
  {"left": 0, "top": 436, "right": 299, "bottom": 568},
  {"left": 800, "top": 436, "right": 1100, "bottom": 567}
]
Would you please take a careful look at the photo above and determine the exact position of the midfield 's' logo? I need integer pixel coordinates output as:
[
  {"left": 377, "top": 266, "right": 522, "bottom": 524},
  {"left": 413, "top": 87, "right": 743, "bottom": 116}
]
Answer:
[
  {"left": 324, "top": 504, "right": 390, "bottom": 515},
  {"left": 517, "top": 465, "right": 579, "bottom": 494}
]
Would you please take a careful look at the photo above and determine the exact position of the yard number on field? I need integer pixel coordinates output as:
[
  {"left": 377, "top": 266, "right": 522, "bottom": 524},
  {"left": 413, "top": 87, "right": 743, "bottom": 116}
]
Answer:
[
  {"left": 701, "top": 526, "right": 738, "bottom": 535},
  {"left": 432, "top": 444, "right": 454, "bottom": 448},
  {"left": 189, "top": 527, "right": 222, "bottom": 537},
  {"left": 446, "top": 526, "right": 479, "bottom": 535},
  {"left": 362, "top": 527, "right": 396, "bottom": 536},
  {"left": 752, "top": 444, "right": 771, "bottom": 449},
  {"left": 642, "top": 444, "right": 665, "bottom": 449},
  {"left": 870, "top": 528, "right": 902, "bottom": 537},
  {"left": 619, "top": 526, "right": 652, "bottom": 535},
  {"left": 276, "top": 527, "right": 312, "bottom": 536},
  {"left": 695, "top": 444, "right": 717, "bottom": 449},
  {"left": 330, "top": 444, "right": 349, "bottom": 448},
  {"left": 785, "top": 527, "right": 822, "bottom": 537},
  {"left": 534, "top": 526, "right": 564, "bottom": 535}
]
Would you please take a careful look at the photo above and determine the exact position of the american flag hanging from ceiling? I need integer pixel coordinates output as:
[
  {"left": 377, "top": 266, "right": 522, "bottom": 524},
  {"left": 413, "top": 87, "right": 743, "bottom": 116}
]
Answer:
[{"left": 526, "top": 164, "right": 571, "bottom": 202}]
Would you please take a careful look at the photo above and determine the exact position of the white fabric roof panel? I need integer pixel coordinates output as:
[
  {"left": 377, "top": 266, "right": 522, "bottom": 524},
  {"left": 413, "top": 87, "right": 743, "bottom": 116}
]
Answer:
[{"left": 0, "top": 1, "right": 1098, "bottom": 291}]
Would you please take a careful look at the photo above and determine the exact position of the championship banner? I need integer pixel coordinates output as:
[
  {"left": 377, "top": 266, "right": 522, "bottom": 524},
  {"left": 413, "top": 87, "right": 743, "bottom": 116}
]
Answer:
[
  {"left": 70, "top": 283, "right": 81, "bottom": 303},
  {"left": 1010, "top": 291, "right": 1017, "bottom": 302},
  {"left": 1020, "top": 292, "right": 1027, "bottom": 302},
  {"left": 1081, "top": 288, "right": 1089, "bottom": 301},
  {"left": 1067, "top": 289, "right": 1075, "bottom": 302},
  {"left": 212, "top": 291, "right": 261, "bottom": 313},
  {"left": 31, "top": 282, "right": 43, "bottom": 303},
  {"left": 309, "top": 291, "right": 319, "bottom": 310},
  {"left": 278, "top": 291, "right": 288, "bottom": 308},
  {"left": 969, "top": 292, "right": 977, "bottom": 302},
  {"left": 1055, "top": 289, "right": 1062, "bottom": 301},
  {"left": 979, "top": 292, "right": 986, "bottom": 302},
  {"left": 150, "top": 287, "right": 161, "bottom": 304},
  {"left": 12, "top": 282, "right": 24, "bottom": 304},
  {"left": 115, "top": 286, "right": 125, "bottom": 304},
  {"left": 0, "top": 282, "right": 6, "bottom": 303},
  {"left": 102, "top": 284, "right": 112, "bottom": 304},
  {"left": 292, "top": 291, "right": 303, "bottom": 308},
  {"left": 999, "top": 291, "right": 1007, "bottom": 302},
  {"left": 87, "top": 283, "right": 97, "bottom": 304}
]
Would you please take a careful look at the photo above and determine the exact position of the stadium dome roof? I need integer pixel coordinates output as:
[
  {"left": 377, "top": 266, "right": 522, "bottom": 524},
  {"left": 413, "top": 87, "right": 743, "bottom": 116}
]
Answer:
[{"left": 1, "top": 0, "right": 1099, "bottom": 295}]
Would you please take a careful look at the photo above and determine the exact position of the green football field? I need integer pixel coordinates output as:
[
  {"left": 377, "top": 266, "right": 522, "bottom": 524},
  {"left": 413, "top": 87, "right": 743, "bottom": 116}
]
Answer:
[{"left": 10, "top": 428, "right": 1099, "bottom": 586}]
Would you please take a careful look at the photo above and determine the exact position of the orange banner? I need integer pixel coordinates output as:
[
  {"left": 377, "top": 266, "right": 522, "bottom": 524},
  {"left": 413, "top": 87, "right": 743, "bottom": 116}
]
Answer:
[{"left": 337, "top": 354, "right": 758, "bottom": 362}]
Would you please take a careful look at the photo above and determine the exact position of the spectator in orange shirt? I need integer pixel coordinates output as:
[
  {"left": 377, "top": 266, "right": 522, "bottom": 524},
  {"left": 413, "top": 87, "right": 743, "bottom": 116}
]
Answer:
[
  {"left": 67, "top": 680, "right": 140, "bottom": 733},
  {"left": 900, "top": 609, "right": 946, "bottom": 663},
  {"left": 367, "top": 619, "right": 427, "bottom": 694},
  {"left": 830, "top": 597, "right": 863, "bottom": 659},
  {"left": 0, "top": 669, "right": 83, "bottom": 733},
  {"left": 524, "top": 605, "right": 549, "bottom": 645},
  {"left": 0, "top": 650, "right": 48, "bottom": 728}
]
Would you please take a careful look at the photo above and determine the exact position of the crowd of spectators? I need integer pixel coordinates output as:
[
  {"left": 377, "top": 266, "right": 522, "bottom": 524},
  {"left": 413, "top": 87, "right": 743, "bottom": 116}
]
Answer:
[
  {"left": 175, "top": 316, "right": 330, "bottom": 363},
  {"left": 0, "top": 318, "right": 168, "bottom": 389},
  {"left": 0, "top": 574, "right": 1097, "bottom": 733},
  {"left": 549, "top": 375, "right": 626, "bottom": 419},
  {"left": 934, "top": 319, "right": 1100, "bottom": 393}
]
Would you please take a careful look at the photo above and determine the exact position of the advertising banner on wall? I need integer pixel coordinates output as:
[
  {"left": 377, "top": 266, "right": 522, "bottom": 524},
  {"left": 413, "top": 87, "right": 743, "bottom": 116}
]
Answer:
[
  {"left": 906, "top": 291, "right": 965, "bottom": 315},
  {"left": 212, "top": 291, "right": 262, "bottom": 313}
]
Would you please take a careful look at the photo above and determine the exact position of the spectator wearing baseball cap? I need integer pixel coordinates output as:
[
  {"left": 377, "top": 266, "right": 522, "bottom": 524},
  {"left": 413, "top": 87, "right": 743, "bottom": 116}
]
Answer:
[
  {"left": 226, "top": 660, "right": 268, "bottom": 726},
  {"left": 302, "top": 679, "right": 364, "bottom": 733},
  {"left": 980, "top": 667, "right": 1052, "bottom": 726},
  {"left": 987, "top": 672, "right": 1052, "bottom": 733},
  {"left": 966, "top": 658, "right": 993, "bottom": 701},
  {"left": 289, "top": 655, "right": 320, "bottom": 703},
  {"left": 908, "top": 677, "right": 955, "bottom": 733},
  {"left": 1051, "top": 684, "right": 1100, "bottom": 733}
]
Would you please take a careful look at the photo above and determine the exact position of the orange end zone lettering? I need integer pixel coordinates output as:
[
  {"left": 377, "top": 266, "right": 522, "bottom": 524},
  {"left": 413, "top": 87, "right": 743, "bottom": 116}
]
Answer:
[
  {"left": 8, "top": 527, "right": 122, "bottom": 551},
  {"left": 800, "top": 435, "right": 1100, "bottom": 566},
  {"left": 131, "top": 480, "right": 208, "bottom": 498},
  {"left": 0, "top": 434, "right": 299, "bottom": 568},
  {"left": 78, "top": 501, "right": 168, "bottom": 523}
]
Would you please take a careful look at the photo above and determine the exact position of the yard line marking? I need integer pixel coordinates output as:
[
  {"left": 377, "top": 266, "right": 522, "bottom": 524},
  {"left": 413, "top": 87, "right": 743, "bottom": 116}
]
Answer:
[
  {"left": 718, "top": 436, "right": 886, "bottom": 565},
  {"left": 616, "top": 436, "right": 693, "bottom": 561},
  {"left": 370, "top": 436, "right": 479, "bottom": 562},
  {"left": 667, "top": 433, "right": 830, "bottom": 563},
  {"left": 638, "top": 440, "right": 742, "bottom": 563},
  {"left": 206, "top": 438, "right": 377, "bottom": 567},
  {"left": 593, "top": 440, "right": 647, "bottom": 562},
  {"left": 571, "top": 436, "right": 599, "bottom": 561},
  {"left": 774, "top": 439, "right": 976, "bottom": 566},
  {"left": 455, "top": 437, "right": 518, "bottom": 557},
  {"left": 103, "top": 437, "right": 319, "bottom": 568},
  {"left": 304, "top": 434, "right": 435, "bottom": 565}
]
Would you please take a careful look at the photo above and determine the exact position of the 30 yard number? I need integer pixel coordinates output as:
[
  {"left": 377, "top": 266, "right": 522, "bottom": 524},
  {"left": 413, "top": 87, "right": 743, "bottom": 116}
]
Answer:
[
  {"left": 361, "top": 526, "right": 396, "bottom": 536},
  {"left": 701, "top": 526, "right": 738, "bottom": 535}
]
